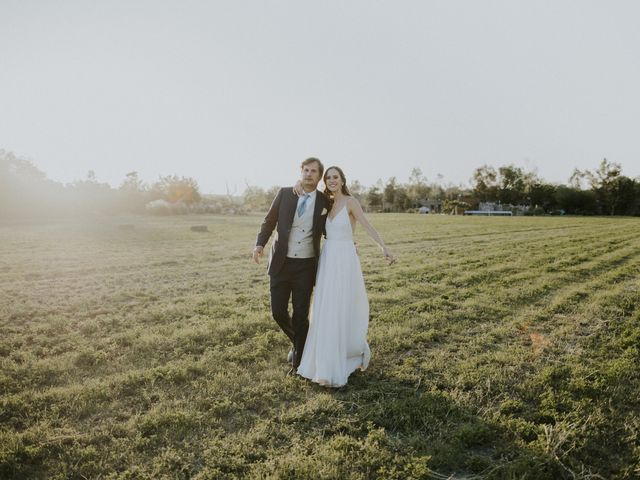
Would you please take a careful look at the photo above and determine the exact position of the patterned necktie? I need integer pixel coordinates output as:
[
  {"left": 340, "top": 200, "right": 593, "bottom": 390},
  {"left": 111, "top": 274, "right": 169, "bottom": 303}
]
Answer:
[{"left": 297, "top": 193, "right": 310, "bottom": 217}]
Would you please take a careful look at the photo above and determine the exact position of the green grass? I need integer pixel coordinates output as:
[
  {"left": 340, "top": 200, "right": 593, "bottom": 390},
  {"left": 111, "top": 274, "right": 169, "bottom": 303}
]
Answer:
[{"left": 1, "top": 214, "right": 639, "bottom": 479}]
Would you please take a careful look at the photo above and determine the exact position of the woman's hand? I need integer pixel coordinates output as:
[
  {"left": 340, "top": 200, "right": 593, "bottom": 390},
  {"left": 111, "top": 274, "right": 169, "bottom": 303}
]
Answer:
[
  {"left": 293, "top": 180, "right": 304, "bottom": 196},
  {"left": 383, "top": 248, "right": 396, "bottom": 265}
]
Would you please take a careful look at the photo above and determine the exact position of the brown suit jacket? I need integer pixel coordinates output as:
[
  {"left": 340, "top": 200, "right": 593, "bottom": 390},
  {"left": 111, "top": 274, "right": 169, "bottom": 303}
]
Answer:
[{"left": 256, "top": 187, "right": 329, "bottom": 276}]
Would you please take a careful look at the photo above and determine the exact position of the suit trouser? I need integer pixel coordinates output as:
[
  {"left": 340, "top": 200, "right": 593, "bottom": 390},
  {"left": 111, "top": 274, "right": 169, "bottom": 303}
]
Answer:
[{"left": 269, "top": 257, "right": 316, "bottom": 368}]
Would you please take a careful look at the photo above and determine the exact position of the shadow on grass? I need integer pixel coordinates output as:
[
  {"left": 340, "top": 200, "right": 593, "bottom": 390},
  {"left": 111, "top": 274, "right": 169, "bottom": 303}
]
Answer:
[{"left": 317, "top": 369, "right": 575, "bottom": 480}]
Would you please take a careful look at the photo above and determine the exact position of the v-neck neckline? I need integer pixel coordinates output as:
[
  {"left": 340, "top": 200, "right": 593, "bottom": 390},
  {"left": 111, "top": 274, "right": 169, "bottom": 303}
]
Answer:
[{"left": 328, "top": 203, "right": 347, "bottom": 222}]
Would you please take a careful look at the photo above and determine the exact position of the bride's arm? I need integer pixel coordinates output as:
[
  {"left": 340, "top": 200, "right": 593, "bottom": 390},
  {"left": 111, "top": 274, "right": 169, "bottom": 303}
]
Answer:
[{"left": 348, "top": 197, "right": 395, "bottom": 264}]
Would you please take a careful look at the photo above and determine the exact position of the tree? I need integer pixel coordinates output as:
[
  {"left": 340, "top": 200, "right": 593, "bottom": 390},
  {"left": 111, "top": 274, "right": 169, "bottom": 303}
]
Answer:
[
  {"left": 348, "top": 179, "right": 366, "bottom": 206},
  {"left": 366, "top": 186, "right": 383, "bottom": 212},
  {"left": 406, "top": 167, "right": 431, "bottom": 208},
  {"left": 496, "top": 165, "right": 537, "bottom": 205},
  {"left": 568, "top": 168, "right": 587, "bottom": 189},
  {"left": 393, "top": 185, "right": 411, "bottom": 211},
  {"left": 472, "top": 165, "right": 498, "bottom": 202},
  {"left": 0, "top": 150, "right": 56, "bottom": 218},
  {"left": 119, "top": 171, "right": 146, "bottom": 193},
  {"left": 608, "top": 175, "right": 639, "bottom": 216},
  {"left": 529, "top": 182, "right": 557, "bottom": 213},
  {"left": 68, "top": 171, "right": 116, "bottom": 214},
  {"left": 243, "top": 184, "right": 278, "bottom": 211},
  {"left": 584, "top": 158, "right": 623, "bottom": 215},
  {"left": 0, "top": 150, "right": 48, "bottom": 180},
  {"left": 383, "top": 177, "right": 398, "bottom": 210},
  {"left": 382, "top": 177, "right": 412, "bottom": 212},
  {"left": 555, "top": 185, "right": 597, "bottom": 215},
  {"left": 118, "top": 172, "right": 149, "bottom": 213},
  {"left": 151, "top": 175, "right": 202, "bottom": 204}
]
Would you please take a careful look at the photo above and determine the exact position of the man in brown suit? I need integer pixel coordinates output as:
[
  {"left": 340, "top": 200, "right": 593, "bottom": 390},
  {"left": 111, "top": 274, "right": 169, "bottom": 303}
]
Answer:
[{"left": 253, "top": 158, "right": 329, "bottom": 372}]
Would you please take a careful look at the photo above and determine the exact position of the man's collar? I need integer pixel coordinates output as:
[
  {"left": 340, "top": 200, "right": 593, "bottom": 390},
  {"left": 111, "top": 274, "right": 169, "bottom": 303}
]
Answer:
[{"left": 302, "top": 189, "right": 317, "bottom": 199}]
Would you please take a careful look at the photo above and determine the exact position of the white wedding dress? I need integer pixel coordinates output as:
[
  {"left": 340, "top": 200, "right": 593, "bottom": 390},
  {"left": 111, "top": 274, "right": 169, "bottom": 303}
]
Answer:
[{"left": 297, "top": 205, "right": 371, "bottom": 387}]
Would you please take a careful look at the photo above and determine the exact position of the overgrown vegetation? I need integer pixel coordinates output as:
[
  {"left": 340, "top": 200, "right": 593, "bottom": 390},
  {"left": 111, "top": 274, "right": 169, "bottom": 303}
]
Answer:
[
  {"left": 1, "top": 214, "right": 638, "bottom": 478},
  {"left": 0, "top": 150, "right": 233, "bottom": 219},
  {"left": 2, "top": 149, "right": 639, "bottom": 219}
]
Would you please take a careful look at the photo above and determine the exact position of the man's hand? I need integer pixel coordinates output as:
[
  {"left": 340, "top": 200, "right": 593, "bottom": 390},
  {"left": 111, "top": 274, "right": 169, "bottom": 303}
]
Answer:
[
  {"left": 252, "top": 246, "right": 264, "bottom": 263},
  {"left": 292, "top": 180, "right": 304, "bottom": 196}
]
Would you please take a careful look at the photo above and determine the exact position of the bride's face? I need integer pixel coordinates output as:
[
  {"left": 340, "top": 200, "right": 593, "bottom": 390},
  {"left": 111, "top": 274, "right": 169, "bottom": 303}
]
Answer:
[{"left": 325, "top": 169, "right": 343, "bottom": 193}]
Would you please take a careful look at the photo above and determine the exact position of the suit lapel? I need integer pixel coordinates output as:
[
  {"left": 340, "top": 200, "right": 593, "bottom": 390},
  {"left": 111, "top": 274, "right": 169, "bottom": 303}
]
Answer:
[
  {"left": 312, "top": 190, "right": 325, "bottom": 230},
  {"left": 284, "top": 188, "right": 298, "bottom": 227}
]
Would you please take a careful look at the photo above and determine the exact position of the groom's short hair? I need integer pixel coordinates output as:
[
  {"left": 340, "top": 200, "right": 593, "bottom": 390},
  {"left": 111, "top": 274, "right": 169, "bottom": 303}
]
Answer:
[{"left": 301, "top": 157, "right": 324, "bottom": 177}]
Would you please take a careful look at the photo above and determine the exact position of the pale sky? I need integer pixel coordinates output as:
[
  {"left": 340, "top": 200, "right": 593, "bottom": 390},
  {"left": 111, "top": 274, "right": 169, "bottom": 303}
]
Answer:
[{"left": 1, "top": 1, "right": 639, "bottom": 194}]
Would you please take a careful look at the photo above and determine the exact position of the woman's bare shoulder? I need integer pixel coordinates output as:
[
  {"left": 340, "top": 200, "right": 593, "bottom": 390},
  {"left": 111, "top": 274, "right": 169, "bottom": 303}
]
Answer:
[{"left": 346, "top": 196, "right": 362, "bottom": 208}]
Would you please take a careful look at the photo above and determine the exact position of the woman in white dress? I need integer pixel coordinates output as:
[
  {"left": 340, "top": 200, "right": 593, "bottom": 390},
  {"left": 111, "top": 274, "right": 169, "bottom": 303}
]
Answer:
[{"left": 297, "top": 166, "right": 395, "bottom": 387}]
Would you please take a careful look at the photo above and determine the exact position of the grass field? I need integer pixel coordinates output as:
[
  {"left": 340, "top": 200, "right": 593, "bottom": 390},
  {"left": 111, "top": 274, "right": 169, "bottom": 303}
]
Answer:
[{"left": 1, "top": 214, "right": 639, "bottom": 479}]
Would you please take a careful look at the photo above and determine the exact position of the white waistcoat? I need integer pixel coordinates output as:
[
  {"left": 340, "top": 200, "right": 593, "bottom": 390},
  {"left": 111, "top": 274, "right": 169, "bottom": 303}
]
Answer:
[{"left": 287, "top": 193, "right": 316, "bottom": 258}]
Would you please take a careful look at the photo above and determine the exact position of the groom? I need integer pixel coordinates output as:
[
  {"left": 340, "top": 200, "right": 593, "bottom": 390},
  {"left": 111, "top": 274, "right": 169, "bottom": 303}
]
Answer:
[{"left": 252, "top": 157, "right": 329, "bottom": 372}]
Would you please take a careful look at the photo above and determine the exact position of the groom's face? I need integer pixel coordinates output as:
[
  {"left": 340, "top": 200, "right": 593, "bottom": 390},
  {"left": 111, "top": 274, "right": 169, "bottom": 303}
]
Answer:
[{"left": 300, "top": 161, "right": 321, "bottom": 191}]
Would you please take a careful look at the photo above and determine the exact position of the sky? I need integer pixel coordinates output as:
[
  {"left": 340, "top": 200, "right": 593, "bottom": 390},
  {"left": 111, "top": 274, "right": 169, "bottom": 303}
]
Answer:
[{"left": 1, "top": 0, "right": 639, "bottom": 194}]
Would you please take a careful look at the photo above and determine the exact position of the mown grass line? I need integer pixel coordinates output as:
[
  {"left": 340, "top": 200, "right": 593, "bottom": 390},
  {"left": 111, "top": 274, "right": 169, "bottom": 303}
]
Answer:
[
  {"left": 375, "top": 238, "right": 640, "bottom": 369},
  {"left": 364, "top": 229, "right": 639, "bottom": 329},
  {"left": 368, "top": 243, "right": 640, "bottom": 476},
  {"left": 360, "top": 224, "right": 639, "bottom": 292},
  {"left": 1, "top": 215, "right": 639, "bottom": 479}
]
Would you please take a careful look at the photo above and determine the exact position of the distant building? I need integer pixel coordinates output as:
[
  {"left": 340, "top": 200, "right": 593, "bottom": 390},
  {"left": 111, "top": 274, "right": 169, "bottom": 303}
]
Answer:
[
  {"left": 476, "top": 201, "right": 529, "bottom": 216},
  {"left": 418, "top": 198, "right": 443, "bottom": 213},
  {"left": 464, "top": 210, "right": 512, "bottom": 216},
  {"left": 478, "top": 202, "right": 501, "bottom": 211},
  {"left": 465, "top": 201, "right": 512, "bottom": 216}
]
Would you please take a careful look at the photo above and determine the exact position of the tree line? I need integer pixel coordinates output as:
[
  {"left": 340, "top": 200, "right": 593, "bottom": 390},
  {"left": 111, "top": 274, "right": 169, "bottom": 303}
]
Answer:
[
  {"left": 0, "top": 150, "right": 225, "bottom": 219},
  {"left": 469, "top": 160, "right": 639, "bottom": 216},
  {"left": 243, "top": 160, "right": 640, "bottom": 216},
  {"left": 1, "top": 149, "right": 638, "bottom": 219}
]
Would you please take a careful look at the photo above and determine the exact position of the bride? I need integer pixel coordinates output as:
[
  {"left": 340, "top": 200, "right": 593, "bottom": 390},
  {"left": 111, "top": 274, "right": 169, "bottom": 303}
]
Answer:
[{"left": 296, "top": 166, "right": 395, "bottom": 387}]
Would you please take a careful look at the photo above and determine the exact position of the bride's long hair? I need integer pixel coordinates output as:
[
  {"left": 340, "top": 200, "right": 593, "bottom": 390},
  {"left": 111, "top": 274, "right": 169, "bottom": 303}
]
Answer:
[{"left": 323, "top": 167, "right": 351, "bottom": 206}]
